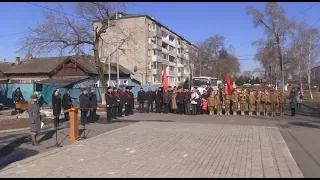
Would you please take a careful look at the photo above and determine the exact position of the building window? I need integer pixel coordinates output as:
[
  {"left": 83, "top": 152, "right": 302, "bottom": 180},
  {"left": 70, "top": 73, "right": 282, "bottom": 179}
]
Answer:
[
  {"left": 162, "top": 53, "right": 168, "bottom": 60},
  {"left": 162, "top": 41, "right": 168, "bottom": 49},
  {"left": 148, "top": 24, "right": 152, "bottom": 31},
  {"left": 178, "top": 77, "right": 181, "bottom": 82},
  {"left": 177, "top": 48, "right": 181, "bottom": 54},
  {"left": 162, "top": 31, "right": 168, "bottom": 38},
  {"left": 169, "top": 45, "right": 175, "bottom": 51},
  {"left": 152, "top": 23, "right": 156, "bottom": 31},
  {"left": 148, "top": 38, "right": 151, "bottom": 44},
  {"left": 157, "top": 37, "right": 162, "bottom": 46},
  {"left": 169, "top": 66, "right": 175, "bottom": 71},
  {"left": 169, "top": 35, "right": 175, "bottom": 42},
  {"left": 151, "top": 37, "right": 156, "bottom": 44},
  {"left": 157, "top": 62, "right": 163, "bottom": 70},
  {"left": 169, "top": 55, "right": 175, "bottom": 62},
  {"left": 178, "top": 68, "right": 181, "bottom": 73},
  {"left": 153, "top": 49, "right": 161, "bottom": 56},
  {"left": 177, "top": 39, "right": 181, "bottom": 45}
]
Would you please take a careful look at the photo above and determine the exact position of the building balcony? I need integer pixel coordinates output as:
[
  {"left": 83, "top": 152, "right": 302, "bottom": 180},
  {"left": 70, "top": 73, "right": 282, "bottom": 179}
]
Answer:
[
  {"left": 168, "top": 50, "right": 176, "bottom": 57},
  {"left": 177, "top": 72, "right": 182, "bottom": 76},
  {"left": 162, "top": 47, "right": 169, "bottom": 54},
  {"left": 168, "top": 71, "right": 177, "bottom": 76},
  {"left": 152, "top": 44, "right": 162, "bottom": 50},
  {"left": 152, "top": 55, "right": 169, "bottom": 65},
  {"left": 162, "top": 37, "right": 170, "bottom": 44},
  {"left": 168, "top": 40, "right": 176, "bottom": 47},
  {"left": 151, "top": 69, "right": 157, "bottom": 74}
]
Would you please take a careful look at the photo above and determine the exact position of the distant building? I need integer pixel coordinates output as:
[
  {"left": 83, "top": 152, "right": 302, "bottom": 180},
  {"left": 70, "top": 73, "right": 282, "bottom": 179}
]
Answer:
[
  {"left": 0, "top": 55, "right": 136, "bottom": 88},
  {"left": 311, "top": 65, "right": 320, "bottom": 86},
  {"left": 94, "top": 12, "right": 198, "bottom": 86}
]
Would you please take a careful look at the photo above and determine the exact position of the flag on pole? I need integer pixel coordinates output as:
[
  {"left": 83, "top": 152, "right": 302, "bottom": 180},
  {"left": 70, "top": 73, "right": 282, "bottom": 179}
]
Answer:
[
  {"left": 162, "top": 67, "right": 169, "bottom": 90},
  {"left": 224, "top": 74, "right": 233, "bottom": 95}
]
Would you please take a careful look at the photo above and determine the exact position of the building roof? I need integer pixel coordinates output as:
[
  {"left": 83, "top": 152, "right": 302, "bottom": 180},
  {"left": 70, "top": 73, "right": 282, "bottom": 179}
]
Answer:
[
  {"left": 0, "top": 62, "right": 14, "bottom": 72},
  {"left": 94, "top": 12, "right": 197, "bottom": 48},
  {"left": 3, "top": 55, "right": 132, "bottom": 75}
]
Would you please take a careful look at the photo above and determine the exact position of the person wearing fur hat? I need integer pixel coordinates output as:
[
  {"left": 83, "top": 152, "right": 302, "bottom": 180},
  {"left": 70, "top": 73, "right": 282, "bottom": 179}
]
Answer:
[
  {"left": 231, "top": 88, "right": 238, "bottom": 115},
  {"left": 255, "top": 89, "right": 261, "bottom": 116},
  {"left": 239, "top": 88, "right": 247, "bottom": 116}
]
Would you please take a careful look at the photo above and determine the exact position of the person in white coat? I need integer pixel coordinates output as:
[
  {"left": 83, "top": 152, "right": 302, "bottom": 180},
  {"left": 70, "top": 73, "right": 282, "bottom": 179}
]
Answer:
[
  {"left": 191, "top": 88, "right": 200, "bottom": 115},
  {"left": 296, "top": 88, "right": 303, "bottom": 108}
]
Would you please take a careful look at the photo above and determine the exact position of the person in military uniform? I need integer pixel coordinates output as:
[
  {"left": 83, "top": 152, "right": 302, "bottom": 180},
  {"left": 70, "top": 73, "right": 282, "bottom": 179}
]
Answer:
[
  {"left": 270, "top": 89, "right": 279, "bottom": 116},
  {"left": 224, "top": 90, "right": 231, "bottom": 116},
  {"left": 255, "top": 89, "right": 261, "bottom": 116},
  {"left": 124, "top": 87, "right": 131, "bottom": 116},
  {"left": 278, "top": 91, "right": 287, "bottom": 116},
  {"left": 247, "top": 90, "right": 255, "bottom": 116},
  {"left": 215, "top": 90, "right": 223, "bottom": 116},
  {"left": 105, "top": 86, "right": 113, "bottom": 120},
  {"left": 261, "top": 88, "right": 270, "bottom": 116},
  {"left": 239, "top": 88, "right": 247, "bottom": 116},
  {"left": 231, "top": 89, "right": 238, "bottom": 115},
  {"left": 111, "top": 87, "right": 119, "bottom": 119},
  {"left": 207, "top": 91, "right": 215, "bottom": 115}
]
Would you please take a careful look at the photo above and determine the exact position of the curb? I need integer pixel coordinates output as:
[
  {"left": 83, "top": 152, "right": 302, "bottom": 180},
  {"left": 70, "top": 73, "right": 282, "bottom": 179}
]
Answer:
[{"left": 302, "top": 103, "right": 320, "bottom": 113}]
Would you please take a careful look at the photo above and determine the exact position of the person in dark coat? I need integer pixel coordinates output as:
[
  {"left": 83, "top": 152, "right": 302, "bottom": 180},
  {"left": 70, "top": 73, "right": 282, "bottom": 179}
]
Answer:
[
  {"left": 112, "top": 87, "right": 119, "bottom": 119},
  {"left": 162, "top": 89, "right": 170, "bottom": 114},
  {"left": 12, "top": 87, "right": 25, "bottom": 110},
  {"left": 117, "top": 87, "right": 125, "bottom": 117},
  {"left": 129, "top": 87, "right": 134, "bottom": 115},
  {"left": 155, "top": 87, "right": 163, "bottom": 113},
  {"left": 105, "top": 86, "right": 113, "bottom": 120},
  {"left": 124, "top": 87, "right": 131, "bottom": 116},
  {"left": 195, "top": 87, "right": 201, "bottom": 115},
  {"left": 62, "top": 89, "right": 73, "bottom": 121},
  {"left": 89, "top": 89, "right": 98, "bottom": 122},
  {"left": 28, "top": 95, "right": 41, "bottom": 146},
  {"left": 79, "top": 89, "right": 90, "bottom": 125},
  {"left": 146, "top": 87, "right": 155, "bottom": 113},
  {"left": 52, "top": 89, "right": 61, "bottom": 127},
  {"left": 184, "top": 89, "right": 191, "bottom": 115},
  {"left": 168, "top": 86, "right": 173, "bottom": 113},
  {"left": 176, "top": 88, "right": 184, "bottom": 114},
  {"left": 137, "top": 87, "right": 146, "bottom": 113}
]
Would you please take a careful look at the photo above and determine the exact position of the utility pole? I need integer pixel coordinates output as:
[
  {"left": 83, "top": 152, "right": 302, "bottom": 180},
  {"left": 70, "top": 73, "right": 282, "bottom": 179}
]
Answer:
[
  {"left": 108, "top": 19, "right": 111, "bottom": 87},
  {"left": 269, "top": 65, "right": 272, "bottom": 86},
  {"left": 116, "top": 4, "right": 120, "bottom": 88},
  {"left": 281, "top": 51, "right": 285, "bottom": 92}
]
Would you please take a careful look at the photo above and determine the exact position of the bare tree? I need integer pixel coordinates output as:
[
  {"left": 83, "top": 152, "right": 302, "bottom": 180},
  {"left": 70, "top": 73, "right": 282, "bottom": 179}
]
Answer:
[
  {"left": 247, "top": 2, "right": 295, "bottom": 88},
  {"left": 19, "top": 2, "right": 141, "bottom": 104},
  {"left": 293, "top": 21, "right": 320, "bottom": 99}
]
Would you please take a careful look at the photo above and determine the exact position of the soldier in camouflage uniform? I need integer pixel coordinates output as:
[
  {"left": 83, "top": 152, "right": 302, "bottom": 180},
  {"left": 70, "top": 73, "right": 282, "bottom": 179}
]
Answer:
[
  {"left": 231, "top": 89, "right": 238, "bottom": 115},
  {"left": 270, "top": 89, "right": 279, "bottom": 116},
  {"left": 278, "top": 91, "right": 287, "bottom": 116},
  {"left": 215, "top": 90, "right": 223, "bottom": 115},
  {"left": 255, "top": 89, "right": 261, "bottom": 116},
  {"left": 261, "top": 88, "right": 270, "bottom": 116},
  {"left": 224, "top": 90, "right": 231, "bottom": 116},
  {"left": 239, "top": 88, "right": 247, "bottom": 116},
  {"left": 247, "top": 90, "right": 255, "bottom": 116}
]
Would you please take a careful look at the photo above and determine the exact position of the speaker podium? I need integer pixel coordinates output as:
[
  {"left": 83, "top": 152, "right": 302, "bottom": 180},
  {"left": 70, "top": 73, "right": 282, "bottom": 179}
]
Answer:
[{"left": 64, "top": 108, "right": 80, "bottom": 142}]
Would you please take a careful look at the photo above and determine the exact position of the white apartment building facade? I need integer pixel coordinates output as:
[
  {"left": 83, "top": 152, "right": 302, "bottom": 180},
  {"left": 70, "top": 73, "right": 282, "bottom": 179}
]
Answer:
[{"left": 95, "top": 13, "right": 198, "bottom": 86}]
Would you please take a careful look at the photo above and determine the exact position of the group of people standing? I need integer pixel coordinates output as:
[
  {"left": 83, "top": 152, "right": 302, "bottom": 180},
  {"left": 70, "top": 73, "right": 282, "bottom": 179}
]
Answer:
[
  {"left": 135, "top": 85, "right": 301, "bottom": 117},
  {"left": 104, "top": 86, "right": 135, "bottom": 121}
]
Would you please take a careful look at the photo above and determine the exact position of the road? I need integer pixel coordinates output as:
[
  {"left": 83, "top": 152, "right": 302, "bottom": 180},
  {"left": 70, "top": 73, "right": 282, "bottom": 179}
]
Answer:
[{"left": 0, "top": 105, "right": 319, "bottom": 177}]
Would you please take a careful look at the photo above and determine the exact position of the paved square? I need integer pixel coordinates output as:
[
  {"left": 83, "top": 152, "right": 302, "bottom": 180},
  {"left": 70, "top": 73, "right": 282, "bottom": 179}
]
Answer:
[{"left": 0, "top": 122, "right": 303, "bottom": 178}]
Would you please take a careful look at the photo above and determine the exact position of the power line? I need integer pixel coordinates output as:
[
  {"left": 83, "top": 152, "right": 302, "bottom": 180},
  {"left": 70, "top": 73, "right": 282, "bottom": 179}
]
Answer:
[{"left": 26, "top": 2, "right": 86, "bottom": 20}]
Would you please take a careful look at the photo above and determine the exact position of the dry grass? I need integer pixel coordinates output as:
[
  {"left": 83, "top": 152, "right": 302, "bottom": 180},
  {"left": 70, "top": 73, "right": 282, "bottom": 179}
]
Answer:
[{"left": 302, "top": 91, "right": 320, "bottom": 108}]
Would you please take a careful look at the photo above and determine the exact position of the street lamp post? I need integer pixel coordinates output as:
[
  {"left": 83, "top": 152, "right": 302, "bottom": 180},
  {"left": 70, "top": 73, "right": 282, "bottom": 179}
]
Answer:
[{"left": 281, "top": 52, "right": 287, "bottom": 92}]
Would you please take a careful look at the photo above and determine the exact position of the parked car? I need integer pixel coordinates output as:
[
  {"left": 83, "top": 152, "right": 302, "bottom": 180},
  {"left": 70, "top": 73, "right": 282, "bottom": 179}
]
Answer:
[{"left": 243, "top": 83, "right": 252, "bottom": 88}]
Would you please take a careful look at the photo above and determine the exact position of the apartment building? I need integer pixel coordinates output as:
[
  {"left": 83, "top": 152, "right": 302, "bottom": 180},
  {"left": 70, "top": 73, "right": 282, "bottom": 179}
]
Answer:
[{"left": 94, "top": 13, "right": 198, "bottom": 86}]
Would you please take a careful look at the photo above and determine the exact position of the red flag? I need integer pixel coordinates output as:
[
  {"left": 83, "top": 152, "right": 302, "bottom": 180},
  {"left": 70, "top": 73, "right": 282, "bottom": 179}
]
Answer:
[
  {"left": 224, "top": 74, "right": 233, "bottom": 95},
  {"left": 162, "top": 67, "right": 169, "bottom": 90}
]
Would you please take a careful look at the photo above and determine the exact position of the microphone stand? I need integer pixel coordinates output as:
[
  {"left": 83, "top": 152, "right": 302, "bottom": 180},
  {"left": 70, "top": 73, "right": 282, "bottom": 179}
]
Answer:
[{"left": 47, "top": 117, "right": 62, "bottom": 149}]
